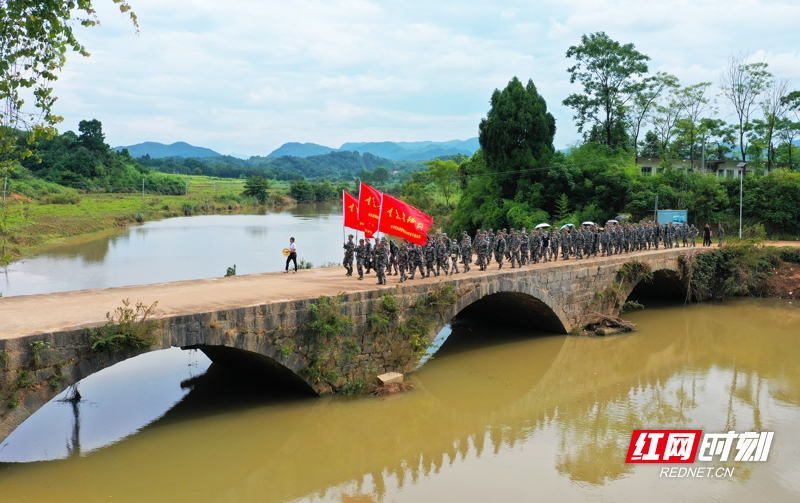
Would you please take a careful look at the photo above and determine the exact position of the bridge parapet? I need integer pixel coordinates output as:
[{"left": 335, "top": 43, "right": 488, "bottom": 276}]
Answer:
[{"left": 0, "top": 247, "right": 696, "bottom": 443}]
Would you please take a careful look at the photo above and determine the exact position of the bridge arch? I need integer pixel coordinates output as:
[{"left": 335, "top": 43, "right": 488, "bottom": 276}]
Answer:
[
  {"left": 621, "top": 258, "right": 687, "bottom": 307},
  {"left": 0, "top": 324, "right": 317, "bottom": 445},
  {"left": 429, "top": 278, "right": 572, "bottom": 340}
]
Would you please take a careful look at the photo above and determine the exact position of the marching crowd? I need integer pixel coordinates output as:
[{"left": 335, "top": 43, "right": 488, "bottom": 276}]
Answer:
[{"left": 341, "top": 222, "right": 725, "bottom": 285}]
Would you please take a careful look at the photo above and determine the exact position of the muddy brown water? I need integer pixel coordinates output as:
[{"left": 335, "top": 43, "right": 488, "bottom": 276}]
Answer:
[{"left": 1, "top": 298, "right": 799, "bottom": 502}]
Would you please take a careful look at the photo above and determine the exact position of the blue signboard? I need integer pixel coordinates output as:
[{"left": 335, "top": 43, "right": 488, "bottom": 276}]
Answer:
[{"left": 656, "top": 210, "right": 688, "bottom": 225}]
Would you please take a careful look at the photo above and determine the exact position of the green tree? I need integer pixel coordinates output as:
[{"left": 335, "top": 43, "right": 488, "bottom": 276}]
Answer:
[
  {"left": 425, "top": 158, "right": 459, "bottom": 208},
  {"left": 554, "top": 193, "right": 571, "bottom": 223},
  {"left": 479, "top": 76, "right": 556, "bottom": 200},
  {"left": 628, "top": 72, "right": 679, "bottom": 159},
  {"left": 0, "top": 0, "right": 137, "bottom": 177},
  {"left": 371, "top": 166, "right": 389, "bottom": 185},
  {"left": 242, "top": 176, "right": 270, "bottom": 203},
  {"left": 563, "top": 32, "right": 650, "bottom": 149},
  {"left": 289, "top": 178, "right": 315, "bottom": 202},
  {"left": 673, "top": 82, "right": 715, "bottom": 164},
  {"left": 78, "top": 119, "right": 107, "bottom": 153},
  {"left": 758, "top": 78, "right": 792, "bottom": 171},
  {"left": 719, "top": 53, "right": 772, "bottom": 166}
]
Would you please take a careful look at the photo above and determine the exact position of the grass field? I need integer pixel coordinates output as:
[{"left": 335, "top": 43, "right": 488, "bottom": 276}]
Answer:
[{"left": 0, "top": 175, "right": 292, "bottom": 262}]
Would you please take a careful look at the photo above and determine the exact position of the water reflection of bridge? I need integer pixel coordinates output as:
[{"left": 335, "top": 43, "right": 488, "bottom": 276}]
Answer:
[{"left": 2, "top": 300, "right": 796, "bottom": 502}]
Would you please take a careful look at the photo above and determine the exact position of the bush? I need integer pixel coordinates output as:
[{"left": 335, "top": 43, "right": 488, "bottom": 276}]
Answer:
[
  {"left": 45, "top": 192, "right": 82, "bottom": 204},
  {"left": 290, "top": 179, "right": 315, "bottom": 202},
  {"left": 89, "top": 299, "right": 160, "bottom": 353},
  {"left": 181, "top": 203, "right": 196, "bottom": 216}
]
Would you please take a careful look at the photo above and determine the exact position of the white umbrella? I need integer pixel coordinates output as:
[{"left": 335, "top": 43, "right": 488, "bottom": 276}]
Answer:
[
  {"left": 535, "top": 223, "right": 550, "bottom": 229},
  {"left": 582, "top": 221, "right": 596, "bottom": 226},
  {"left": 606, "top": 219, "right": 619, "bottom": 224}
]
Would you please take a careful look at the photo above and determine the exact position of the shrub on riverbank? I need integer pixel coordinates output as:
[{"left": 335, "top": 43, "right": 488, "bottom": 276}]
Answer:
[{"left": 685, "top": 245, "right": 800, "bottom": 301}]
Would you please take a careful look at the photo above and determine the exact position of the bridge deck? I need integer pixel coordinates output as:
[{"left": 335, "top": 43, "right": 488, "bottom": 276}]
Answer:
[{"left": 0, "top": 247, "right": 695, "bottom": 339}]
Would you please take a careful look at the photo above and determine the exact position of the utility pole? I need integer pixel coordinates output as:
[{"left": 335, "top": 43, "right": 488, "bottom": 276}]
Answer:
[
  {"left": 737, "top": 162, "right": 747, "bottom": 239},
  {"left": 185, "top": 180, "right": 189, "bottom": 196},
  {"left": 2, "top": 177, "right": 7, "bottom": 212},
  {"left": 141, "top": 178, "right": 145, "bottom": 203},
  {"left": 701, "top": 139, "right": 706, "bottom": 173},
  {"left": 654, "top": 195, "right": 658, "bottom": 223}
]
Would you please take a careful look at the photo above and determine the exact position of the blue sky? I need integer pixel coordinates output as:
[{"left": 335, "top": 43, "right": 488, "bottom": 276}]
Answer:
[{"left": 53, "top": 0, "right": 800, "bottom": 157}]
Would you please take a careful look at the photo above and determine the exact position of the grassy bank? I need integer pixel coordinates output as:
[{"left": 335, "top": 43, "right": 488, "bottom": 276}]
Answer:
[
  {"left": 0, "top": 175, "right": 292, "bottom": 262},
  {"left": 684, "top": 243, "right": 800, "bottom": 301}
]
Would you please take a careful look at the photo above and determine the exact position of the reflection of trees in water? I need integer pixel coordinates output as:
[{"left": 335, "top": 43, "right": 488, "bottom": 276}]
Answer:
[
  {"left": 3, "top": 302, "right": 799, "bottom": 501},
  {"left": 282, "top": 201, "right": 341, "bottom": 217},
  {"left": 42, "top": 231, "right": 119, "bottom": 263}
]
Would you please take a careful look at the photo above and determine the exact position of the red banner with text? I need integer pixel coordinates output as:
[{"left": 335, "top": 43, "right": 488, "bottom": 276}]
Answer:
[
  {"left": 343, "top": 191, "right": 373, "bottom": 238},
  {"left": 358, "top": 182, "right": 381, "bottom": 238},
  {"left": 378, "top": 193, "right": 433, "bottom": 245}
]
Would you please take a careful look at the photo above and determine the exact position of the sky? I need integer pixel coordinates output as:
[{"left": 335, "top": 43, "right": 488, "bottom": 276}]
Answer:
[{"left": 51, "top": 0, "right": 800, "bottom": 157}]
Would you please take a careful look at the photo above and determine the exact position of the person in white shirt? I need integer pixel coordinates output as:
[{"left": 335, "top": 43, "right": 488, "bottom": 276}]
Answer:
[{"left": 285, "top": 237, "right": 298, "bottom": 273}]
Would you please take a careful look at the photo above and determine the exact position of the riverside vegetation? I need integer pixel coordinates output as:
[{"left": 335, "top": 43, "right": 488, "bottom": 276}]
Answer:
[{"left": 3, "top": 11, "right": 800, "bottom": 261}]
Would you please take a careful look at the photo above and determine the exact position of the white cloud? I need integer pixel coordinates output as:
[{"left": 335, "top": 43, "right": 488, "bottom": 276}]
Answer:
[{"left": 48, "top": 0, "right": 800, "bottom": 155}]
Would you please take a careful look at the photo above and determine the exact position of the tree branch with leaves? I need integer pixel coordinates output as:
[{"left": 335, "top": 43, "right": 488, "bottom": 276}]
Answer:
[{"left": 0, "top": 0, "right": 138, "bottom": 177}]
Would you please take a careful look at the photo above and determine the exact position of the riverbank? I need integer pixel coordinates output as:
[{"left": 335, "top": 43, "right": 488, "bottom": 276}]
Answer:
[
  {"left": 683, "top": 243, "right": 800, "bottom": 301},
  {"left": 0, "top": 177, "right": 295, "bottom": 262}
]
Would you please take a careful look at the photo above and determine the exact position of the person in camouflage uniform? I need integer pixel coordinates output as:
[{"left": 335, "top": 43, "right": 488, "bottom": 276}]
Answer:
[
  {"left": 388, "top": 239, "right": 399, "bottom": 276},
  {"left": 375, "top": 239, "right": 389, "bottom": 285},
  {"left": 355, "top": 238, "right": 366, "bottom": 280},
  {"left": 410, "top": 244, "right": 425, "bottom": 279},
  {"left": 509, "top": 230, "right": 520, "bottom": 268},
  {"left": 425, "top": 238, "right": 436, "bottom": 278},
  {"left": 533, "top": 230, "right": 543, "bottom": 264},
  {"left": 561, "top": 228, "right": 570, "bottom": 260},
  {"left": 364, "top": 238, "right": 374, "bottom": 273},
  {"left": 448, "top": 238, "right": 460, "bottom": 274},
  {"left": 343, "top": 234, "right": 355, "bottom": 276},
  {"left": 435, "top": 237, "right": 448, "bottom": 277},
  {"left": 690, "top": 224, "right": 698, "bottom": 247},
  {"left": 494, "top": 231, "right": 506, "bottom": 269},
  {"left": 476, "top": 234, "right": 488, "bottom": 270},
  {"left": 398, "top": 243, "right": 409, "bottom": 283},
  {"left": 600, "top": 228, "right": 610, "bottom": 256},
  {"left": 519, "top": 229, "right": 529, "bottom": 266},
  {"left": 573, "top": 228, "right": 583, "bottom": 259},
  {"left": 460, "top": 233, "right": 472, "bottom": 273}
]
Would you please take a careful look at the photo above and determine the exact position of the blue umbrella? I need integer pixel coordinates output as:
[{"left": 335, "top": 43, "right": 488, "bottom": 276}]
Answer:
[{"left": 560, "top": 223, "right": 576, "bottom": 230}]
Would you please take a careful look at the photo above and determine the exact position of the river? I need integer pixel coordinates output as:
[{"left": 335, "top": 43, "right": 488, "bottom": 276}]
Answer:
[
  {"left": 1, "top": 207, "right": 799, "bottom": 502},
  {"left": 1, "top": 202, "right": 344, "bottom": 297}
]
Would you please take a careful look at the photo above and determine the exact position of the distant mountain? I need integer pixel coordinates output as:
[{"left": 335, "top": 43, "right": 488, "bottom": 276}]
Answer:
[
  {"left": 115, "top": 141, "right": 220, "bottom": 159},
  {"left": 337, "top": 138, "right": 479, "bottom": 161},
  {"left": 267, "top": 142, "right": 338, "bottom": 158}
]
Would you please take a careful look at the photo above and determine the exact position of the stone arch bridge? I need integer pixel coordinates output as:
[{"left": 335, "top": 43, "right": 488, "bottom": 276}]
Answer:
[{"left": 0, "top": 247, "right": 696, "bottom": 443}]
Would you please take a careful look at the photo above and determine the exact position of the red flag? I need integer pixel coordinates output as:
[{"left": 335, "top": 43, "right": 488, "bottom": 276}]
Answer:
[
  {"left": 358, "top": 182, "right": 381, "bottom": 238},
  {"left": 343, "top": 191, "right": 373, "bottom": 237},
  {"left": 378, "top": 193, "right": 433, "bottom": 245}
]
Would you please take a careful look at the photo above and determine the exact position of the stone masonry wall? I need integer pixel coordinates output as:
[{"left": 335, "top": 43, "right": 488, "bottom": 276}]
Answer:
[{"left": 0, "top": 248, "right": 689, "bottom": 444}]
